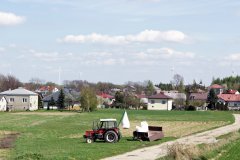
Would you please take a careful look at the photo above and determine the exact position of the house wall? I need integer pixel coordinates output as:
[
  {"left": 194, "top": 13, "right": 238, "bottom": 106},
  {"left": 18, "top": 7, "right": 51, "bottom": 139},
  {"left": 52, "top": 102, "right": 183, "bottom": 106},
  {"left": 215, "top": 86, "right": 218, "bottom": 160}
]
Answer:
[
  {"left": 140, "top": 98, "right": 148, "bottom": 104},
  {"left": 43, "top": 102, "right": 58, "bottom": 110},
  {"left": 5, "top": 95, "right": 38, "bottom": 111},
  {"left": 147, "top": 98, "right": 172, "bottom": 110},
  {"left": 227, "top": 102, "right": 240, "bottom": 110},
  {"left": 218, "top": 99, "right": 240, "bottom": 110},
  {"left": 29, "top": 95, "right": 38, "bottom": 111},
  {"left": 0, "top": 97, "right": 7, "bottom": 111}
]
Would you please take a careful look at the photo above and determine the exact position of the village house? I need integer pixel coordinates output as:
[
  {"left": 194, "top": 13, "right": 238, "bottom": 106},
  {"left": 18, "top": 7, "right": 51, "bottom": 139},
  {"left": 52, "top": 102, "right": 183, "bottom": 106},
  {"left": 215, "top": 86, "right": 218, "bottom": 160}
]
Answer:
[
  {"left": 209, "top": 84, "right": 224, "bottom": 95},
  {"left": 189, "top": 92, "right": 208, "bottom": 110},
  {"left": 42, "top": 89, "right": 77, "bottom": 109},
  {"left": 226, "top": 89, "right": 239, "bottom": 94},
  {"left": 0, "top": 96, "right": 7, "bottom": 111},
  {"left": 162, "top": 90, "right": 186, "bottom": 107},
  {"left": 137, "top": 94, "right": 148, "bottom": 104},
  {"left": 97, "top": 93, "right": 115, "bottom": 108},
  {"left": 35, "top": 86, "right": 59, "bottom": 97},
  {"left": 147, "top": 93, "right": 173, "bottom": 110},
  {"left": 218, "top": 94, "right": 240, "bottom": 110},
  {"left": 0, "top": 87, "right": 38, "bottom": 111}
]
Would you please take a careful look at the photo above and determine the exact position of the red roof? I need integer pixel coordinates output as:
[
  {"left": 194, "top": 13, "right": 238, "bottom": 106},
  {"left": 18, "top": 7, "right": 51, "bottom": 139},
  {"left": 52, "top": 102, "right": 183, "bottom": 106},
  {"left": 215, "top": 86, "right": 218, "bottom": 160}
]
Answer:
[
  {"left": 210, "top": 84, "right": 224, "bottom": 89},
  {"left": 137, "top": 94, "right": 147, "bottom": 98},
  {"left": 226, "top": 89, "right": 238, "bottom": 94},
  {"left": 218, "top": 94, "right": 240, "bottom": 102},
  {"left": 148, "top": 93, "right": 172, "bottom": 99},
  {"left": 97, "top": 93, "right": 114, "bottom": 99}
]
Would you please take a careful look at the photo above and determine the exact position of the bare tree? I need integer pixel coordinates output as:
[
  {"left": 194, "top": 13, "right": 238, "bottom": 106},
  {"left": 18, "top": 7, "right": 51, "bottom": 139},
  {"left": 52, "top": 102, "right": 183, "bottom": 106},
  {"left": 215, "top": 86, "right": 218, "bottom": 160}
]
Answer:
[{"left": 0, "top": 74, "right": 21, "bottom": 92}]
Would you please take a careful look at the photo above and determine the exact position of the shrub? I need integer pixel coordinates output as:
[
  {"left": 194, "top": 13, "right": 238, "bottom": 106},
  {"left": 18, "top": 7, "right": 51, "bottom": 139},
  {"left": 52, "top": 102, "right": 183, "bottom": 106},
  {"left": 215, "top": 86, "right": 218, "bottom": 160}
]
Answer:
[
  {"left": 167, "top": 143, "right": 199, "bottom": 160},
  {"left": 185, "top": 105, "right": 196, "bottom": 111}
]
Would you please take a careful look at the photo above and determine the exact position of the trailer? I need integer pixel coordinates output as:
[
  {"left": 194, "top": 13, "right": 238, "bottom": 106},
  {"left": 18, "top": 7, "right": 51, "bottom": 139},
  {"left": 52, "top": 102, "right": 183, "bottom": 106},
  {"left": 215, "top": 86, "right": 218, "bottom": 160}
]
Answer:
[{"left": 133, "top": 126, "right": 164, "bottom": 141}]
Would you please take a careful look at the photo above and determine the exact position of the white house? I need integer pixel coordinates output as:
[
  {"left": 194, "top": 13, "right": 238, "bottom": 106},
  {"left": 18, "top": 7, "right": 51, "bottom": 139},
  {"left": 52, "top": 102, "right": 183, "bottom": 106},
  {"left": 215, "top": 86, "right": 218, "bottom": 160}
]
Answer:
[
  {"left": 0, "top": 87, "right": 38, "bottom": 111},
  {"left": 147, "top": 93, "right": 173, "bottom": 110},
  {"left": 0, "top": 96, "right": 7, "bottom": 111}
]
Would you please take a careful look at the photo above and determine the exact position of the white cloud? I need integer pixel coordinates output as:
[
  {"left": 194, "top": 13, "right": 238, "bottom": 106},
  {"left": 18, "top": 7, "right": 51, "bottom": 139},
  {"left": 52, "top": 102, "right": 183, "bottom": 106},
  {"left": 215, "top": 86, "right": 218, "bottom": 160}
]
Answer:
[
  {"left": 59, "top": 30, "right": 187, "bottom": 44},
  {"left": 0, "top": 47, "right": 5, "bottom": 52},
  {"left": 0, "top": 11, "right": 25, "bottom": 26},
  {"left": 135, "top": 47, "right": 195, "bottom": 59},
  {"left": 29, "top": 49, "right": 73, "bottom": 62},
  {"left": 228, "top": 53, "right": 240, "bottom": 61},
  {"left": 87, "top": 52, "right": 112, "bottom": 57}
]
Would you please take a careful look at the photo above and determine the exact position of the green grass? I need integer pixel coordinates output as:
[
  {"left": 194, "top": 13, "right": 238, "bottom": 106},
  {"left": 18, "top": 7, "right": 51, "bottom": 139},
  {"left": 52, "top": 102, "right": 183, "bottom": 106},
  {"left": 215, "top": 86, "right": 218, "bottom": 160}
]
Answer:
[
  {"left": 0, "top": 109, "right": 234, "bottom": 160},
  {"left": 217, "top": 140, "right": 240, "bottom": 160},
  {"left": 212, "top": 131, "right": 240, "bottom": 160}
]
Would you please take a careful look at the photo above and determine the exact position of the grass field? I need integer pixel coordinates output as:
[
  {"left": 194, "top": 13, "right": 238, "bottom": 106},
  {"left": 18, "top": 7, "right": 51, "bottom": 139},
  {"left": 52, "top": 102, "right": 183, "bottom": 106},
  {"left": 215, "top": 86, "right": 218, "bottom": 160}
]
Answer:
[
  {"left": 211, "top": 131, "right": 240, "bottom": 160},
  {"left": 0, "top": 109, "right": 234, "bottom": 160}
]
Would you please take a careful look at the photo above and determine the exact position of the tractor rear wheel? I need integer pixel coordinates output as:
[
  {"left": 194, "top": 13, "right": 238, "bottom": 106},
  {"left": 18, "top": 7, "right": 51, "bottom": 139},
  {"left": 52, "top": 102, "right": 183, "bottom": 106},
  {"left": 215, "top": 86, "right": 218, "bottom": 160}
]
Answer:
[{"left": 104, "top": 130, "right": 118, "bottom": 143}]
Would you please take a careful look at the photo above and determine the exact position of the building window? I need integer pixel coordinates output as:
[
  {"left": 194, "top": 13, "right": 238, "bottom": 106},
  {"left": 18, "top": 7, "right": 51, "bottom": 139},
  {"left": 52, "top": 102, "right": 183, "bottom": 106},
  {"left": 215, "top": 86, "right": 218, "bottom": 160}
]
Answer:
[
  {"left": 10, "top": 98, "right": 14, "bottom": 102},
  {"left": 151, "top": 100, "right": 155, "bottom": 104},
  {"left": 162, "top": 100, "right": 166, "bottom": 104},
  {"left": 22, "top": 98, "right": 27, "bottom": 103}
]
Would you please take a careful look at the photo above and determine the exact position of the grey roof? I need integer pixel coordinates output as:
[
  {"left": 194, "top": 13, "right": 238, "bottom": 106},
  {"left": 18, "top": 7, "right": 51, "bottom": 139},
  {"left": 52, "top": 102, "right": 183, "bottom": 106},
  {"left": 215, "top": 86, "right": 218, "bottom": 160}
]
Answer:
[
  {"left": 163, "top": 92, "right": 186, "bottom": 100},
  {"left": 0, "top": 87, "right": 37, "bottom": 96},
  {"left": 189, "top": 92, "right": 208, "bottom": 100},
  {"left": 42, "top": 90, "right": 76, "bottom": 102}
]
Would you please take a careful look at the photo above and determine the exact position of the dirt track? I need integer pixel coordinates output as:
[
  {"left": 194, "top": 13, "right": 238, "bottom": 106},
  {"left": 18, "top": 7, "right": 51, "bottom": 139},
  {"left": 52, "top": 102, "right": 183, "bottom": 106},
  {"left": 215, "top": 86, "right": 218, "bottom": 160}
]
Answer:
[{"left": 102, "top": 114, "right": 240, "bottom": 160}]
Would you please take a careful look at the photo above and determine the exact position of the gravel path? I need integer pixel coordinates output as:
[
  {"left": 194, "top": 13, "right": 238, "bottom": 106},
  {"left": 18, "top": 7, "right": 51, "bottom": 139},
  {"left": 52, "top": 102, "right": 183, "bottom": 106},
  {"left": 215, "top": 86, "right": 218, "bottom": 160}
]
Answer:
[{"left": 102, "top": 114, "right": 240, "bottom": 160}]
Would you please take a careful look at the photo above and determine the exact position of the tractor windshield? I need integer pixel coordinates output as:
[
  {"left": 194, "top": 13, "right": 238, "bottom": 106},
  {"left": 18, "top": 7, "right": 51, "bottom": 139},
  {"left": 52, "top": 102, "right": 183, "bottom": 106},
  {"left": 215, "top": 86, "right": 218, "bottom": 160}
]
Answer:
[
  {"left": 99, "top": 121, "right": 117, "bottom": 129},
  {"left": 93, "top": 120, "right": 117, "bottom": 130},
  {"left": 92, "top": 121, "right": 100, "bottom": 131}
]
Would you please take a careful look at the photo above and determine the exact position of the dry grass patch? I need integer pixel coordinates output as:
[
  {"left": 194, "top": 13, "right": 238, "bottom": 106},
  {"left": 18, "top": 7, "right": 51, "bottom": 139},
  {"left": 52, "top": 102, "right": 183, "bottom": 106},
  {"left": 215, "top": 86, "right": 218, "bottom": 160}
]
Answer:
[
  {"left": 162, "top": 131, "right": 240, "bottom": 160},
  {"left": 0, "top": 131, "right": 19, "bottom": 160},
  {"left": 120, "top": 121, "right": 228, "bottom": 138},
  {"left": 0, "top": 149, "right": 9, "bottom": 159}
]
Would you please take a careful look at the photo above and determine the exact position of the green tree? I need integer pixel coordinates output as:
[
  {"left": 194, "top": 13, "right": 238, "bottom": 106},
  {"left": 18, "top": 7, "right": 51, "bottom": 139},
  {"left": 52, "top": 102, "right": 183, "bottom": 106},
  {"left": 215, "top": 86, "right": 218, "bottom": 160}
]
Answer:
[
  {"left": 207, "top": 89, "right": 217, "bottom": 109},
  {"left": 115, "top": 91, "right": 124, "bottom": 103},
  {"left": 48, "top": 97, "right": 55, "bottom": 110},
  {"left": 57, "top": 89, "right": 65, "bottom": 110},
  {"left": 38, "top": 94, "right": 43, "bottom": 109},
  {"left": 80, "top": 87, "right": 98, "bottom": 112},
  {"left": 178, "top": 79, "right": 185, "bottom": 93},
  {"left": 124, "top": 94, "right": 140, "bottom": 109},
  {"left": 145, "top": 80, "right": 155, "bottom": 96}
]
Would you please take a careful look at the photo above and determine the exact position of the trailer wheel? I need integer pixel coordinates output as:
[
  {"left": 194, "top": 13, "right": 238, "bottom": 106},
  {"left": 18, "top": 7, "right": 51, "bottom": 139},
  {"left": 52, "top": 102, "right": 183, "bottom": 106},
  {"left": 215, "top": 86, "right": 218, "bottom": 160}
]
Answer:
[
  {"left": 86, "top": 138, "right": 93, "bottom": 143},
  {"left": 104, "top": 131, "right": 118, "bottom": 143}
]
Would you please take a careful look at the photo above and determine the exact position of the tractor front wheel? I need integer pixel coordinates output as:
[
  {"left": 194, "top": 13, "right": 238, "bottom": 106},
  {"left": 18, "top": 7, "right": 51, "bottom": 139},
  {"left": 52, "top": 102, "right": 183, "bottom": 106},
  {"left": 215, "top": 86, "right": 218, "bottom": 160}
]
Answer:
[
  {"left": 104, "top": 130, "right": 118, "bottom": 143},
  {"left": 86, "top": 138, "right": 93, "bottom": 143}
]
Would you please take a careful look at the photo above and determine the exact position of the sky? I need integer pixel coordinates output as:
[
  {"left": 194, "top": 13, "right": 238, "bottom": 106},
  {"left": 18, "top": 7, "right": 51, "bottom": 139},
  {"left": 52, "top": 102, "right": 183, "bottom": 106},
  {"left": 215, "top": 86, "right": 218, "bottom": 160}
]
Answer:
[{"left": 0, "top": 0, "right": 240, "bottom": 85}]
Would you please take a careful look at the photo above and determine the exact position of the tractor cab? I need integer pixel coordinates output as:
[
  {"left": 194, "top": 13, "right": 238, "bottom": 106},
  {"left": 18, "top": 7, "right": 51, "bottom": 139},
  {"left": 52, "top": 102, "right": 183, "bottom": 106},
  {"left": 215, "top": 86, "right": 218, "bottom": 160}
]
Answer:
[
  {"left": 84, "top": 119, "right": 121, "bottom": 143},
  {"left": 93, "top": 119, "right": 118, "bottom": 131}
]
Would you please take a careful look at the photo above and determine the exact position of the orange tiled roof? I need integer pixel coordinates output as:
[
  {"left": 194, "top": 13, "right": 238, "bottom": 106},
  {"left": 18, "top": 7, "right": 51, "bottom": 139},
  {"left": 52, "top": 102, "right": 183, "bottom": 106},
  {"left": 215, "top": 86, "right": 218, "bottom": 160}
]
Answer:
[{"left": 218, "top": 94, "right": 240, "bottom": 102}]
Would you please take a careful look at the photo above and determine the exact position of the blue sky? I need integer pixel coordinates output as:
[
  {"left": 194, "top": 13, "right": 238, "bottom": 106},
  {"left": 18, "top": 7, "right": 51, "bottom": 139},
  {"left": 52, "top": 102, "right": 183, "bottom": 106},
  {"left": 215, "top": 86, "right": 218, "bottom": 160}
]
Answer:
[{"left": 0, "top": 0, "right": 240, "bottom": 85}]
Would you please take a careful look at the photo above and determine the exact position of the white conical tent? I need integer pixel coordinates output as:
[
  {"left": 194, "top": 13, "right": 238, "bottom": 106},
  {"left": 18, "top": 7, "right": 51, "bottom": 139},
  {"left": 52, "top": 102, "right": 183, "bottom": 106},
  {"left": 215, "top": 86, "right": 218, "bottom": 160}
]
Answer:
[{"left": 122, "top": 111, "right": 130, "bottom": 129}]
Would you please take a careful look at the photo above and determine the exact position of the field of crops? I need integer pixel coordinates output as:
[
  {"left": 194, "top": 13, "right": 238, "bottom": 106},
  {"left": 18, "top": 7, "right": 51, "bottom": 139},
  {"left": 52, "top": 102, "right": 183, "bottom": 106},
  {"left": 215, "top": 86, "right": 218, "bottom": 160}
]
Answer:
[{"left": 0, "top": 109, "right": 234, "bottom": 159}]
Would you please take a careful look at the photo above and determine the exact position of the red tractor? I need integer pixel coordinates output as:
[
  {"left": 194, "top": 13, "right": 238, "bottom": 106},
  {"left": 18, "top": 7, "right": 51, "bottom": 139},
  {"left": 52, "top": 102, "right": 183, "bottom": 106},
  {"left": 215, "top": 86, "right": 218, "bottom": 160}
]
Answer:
[{"left": 83, "top": 119, "right": 121, "bottom": 143}]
